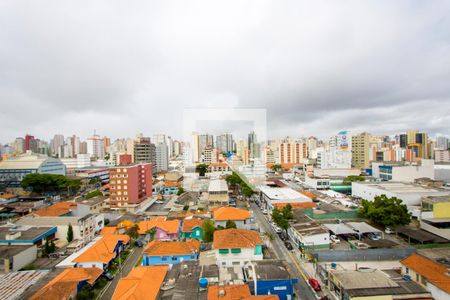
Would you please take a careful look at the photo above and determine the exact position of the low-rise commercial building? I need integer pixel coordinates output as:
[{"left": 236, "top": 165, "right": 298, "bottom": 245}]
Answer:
[
  {"left": 0, "top": 152, "right": 66, "bottom": 187},
  {"left": 288, "top": 211, "right": 330, "bottom": 250},
  {"left": 352, "top": 181, "right": 450, "bottom": 206},
  {"left": 420, "top": 195, "right": 450, "bottom": 240},
  {"left": 0, "top": 225, "right": 56, "bottom": 246},
  {"left": 371, "top": 159, "right": 435, "bottom": 182},
  {"left": 0, "top": 244, "right": 37, "bottom": 273},
  {"left": 259, "top": 186, "right": 313, "bottom": 211}
]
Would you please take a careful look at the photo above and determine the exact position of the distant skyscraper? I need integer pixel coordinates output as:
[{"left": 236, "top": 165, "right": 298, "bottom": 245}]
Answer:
[
  {"left": 198, "top": 134, "right": 214, "bottom": 159},
  {"left": 51, "top": 134, "right": 65, "bottom": 157},
  {"left": 248, "top": 131, "right": 260, "bottom": 159},
  {"left": 216, "top": 133, "right": 233, "bottom": 154},
  {"left": 318, "top": 131, "right": 352, "bottom": 169},
  {"left": 155, "top": 143, "right": 169, "bottom": 172},
  {"left": 435, "top": 136, "right": 449, "bottom": 150},
  {"left": 133, "top": 135, "right": 156, "bottom": 174},
  {"left": 13, "top": 137, "right": 25, "bottom": 154},
  {"left": 87, "top": 134, "right": 105, "bottom": 160},
  {"left": 152, "top": 134, "right": 166, "bottom": 146},
  {"left": 24, "top": 134, "right": 37, "bottom": 152},
  {"left": 352, "top": 132, "right": 370, "bottom": 169}
]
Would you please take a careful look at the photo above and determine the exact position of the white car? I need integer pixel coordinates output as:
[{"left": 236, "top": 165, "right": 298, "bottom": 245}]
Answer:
[
  {"left": 368, "top": 233, "right": 381, "bottom": 240},
  {"left": 155, "top": 200, "right": 164, "bottom": 204},
  {"left": 262, "top": 209, "right": 268, "bottom": 215},
  {"left": 273, "top": 226, "right": 282, "bottom": 234},
  {"left": 330, "top": 235, "right": 340, "bottom": 243},
  {"left": 385, "top": 227, "right": 395, "bottom": 234}
]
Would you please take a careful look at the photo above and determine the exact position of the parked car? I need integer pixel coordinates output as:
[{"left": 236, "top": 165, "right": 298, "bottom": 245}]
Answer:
[
  {"left": 284, "top": 241, "right": 293, "bottom": 250},
  {"left": 155, "top": 200, "right": 164, "bottom": 204},
  {"left": 308, "top": 278, "right": 321, "bottom": 292},
  {"left": 330, "top": 235, "right": 340, "bottom": 243},
  {"left": 273, "top": 226, "right": 282, "bottom": 234},
  {"left": 262, "top": 209, "right": 268, "bottom": 215},
  {"left": 368, "top": 233, "right": 381, "bottom": 240},
  {"left": 103, "top": 272, "right": 114, "bottom": 281},
  {"left": 385, "top": 227, "right": 395, "bottom": 234},
  {"left": 279, "top": 231, "right": 288, "bottom": 241},
  {"left": 135, "top": 240, "right": 145, "bottom": 247}
]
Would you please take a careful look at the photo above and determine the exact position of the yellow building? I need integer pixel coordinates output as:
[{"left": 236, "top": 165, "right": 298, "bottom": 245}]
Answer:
[
  {"left": 421, "top": 195, "right": 450, "bottom": 219},
  {"left": 351, "top": 132, "right": 371, "bottom": 169}
]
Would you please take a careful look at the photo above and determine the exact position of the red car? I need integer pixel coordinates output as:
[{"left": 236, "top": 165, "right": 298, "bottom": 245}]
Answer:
[{"left": 308, "top": 278, "right": 321, "bottom": 292}]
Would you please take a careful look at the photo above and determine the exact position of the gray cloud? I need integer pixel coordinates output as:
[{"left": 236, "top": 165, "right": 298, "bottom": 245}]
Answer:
[{"left": 0, "top": 0, "right": 449, "bottom": 142}]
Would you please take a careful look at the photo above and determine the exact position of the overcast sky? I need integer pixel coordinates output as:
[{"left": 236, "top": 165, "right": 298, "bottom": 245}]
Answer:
[{"left": 1, "top": 0, "right": 449, "bottom": 142}]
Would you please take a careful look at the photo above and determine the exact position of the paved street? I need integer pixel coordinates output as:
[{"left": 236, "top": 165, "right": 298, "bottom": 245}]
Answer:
[
  {"left": 99, "top": 246, "right": 144, "bottom": 300},
  {"left": 251, "top": 203, "right": 317, "bottom": 300}
]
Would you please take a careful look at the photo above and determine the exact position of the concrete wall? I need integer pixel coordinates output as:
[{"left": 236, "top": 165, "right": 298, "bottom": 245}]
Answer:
[
  {"left": 419, "top": 221, "right": 450, "bottom": 240},
  {"left": 12, "top": 245, "right": 37, "bottom": 271},
  {"left": 215, "top": 247, "right": 263, "bottom": 267}
]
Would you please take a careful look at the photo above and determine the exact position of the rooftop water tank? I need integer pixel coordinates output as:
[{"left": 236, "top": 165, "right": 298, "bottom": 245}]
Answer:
[{"left": 199, "top": 277, "right": 208, "bottom": 289}]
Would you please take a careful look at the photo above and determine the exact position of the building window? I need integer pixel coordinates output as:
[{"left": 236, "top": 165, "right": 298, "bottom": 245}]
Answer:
[
  {"left": 162, "top": 257, "right": 167, "bottom": 261},
  {"left": 123, "top": 169, "right": 127, "bottom": 173},
  {"left": 172, "top": 257, "right": 177, "bottom": 261},
  {"left": 219, "top": 249, "right": 229, "bottom": 254}
]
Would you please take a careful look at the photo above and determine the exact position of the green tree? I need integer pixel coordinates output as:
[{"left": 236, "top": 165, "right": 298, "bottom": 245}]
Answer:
[
  {"left": 281, "top": 204, "right": 294, "bottom": 220},
  {"left": 42, "top": 238, "right": 55, "bottom": 257},
  {"left": 202, "top": 219, "right": 215, "bottom": 242},
  {"left": 177, "top": 187, "right": 185, "bottom": 196},
  {"left": 271, "top": 164, "right": 283, "bottom": 172},
  {"left": 85, "top": 190, "right": 103, "bottom": 199},
  {"left": 196, "top": 163, "right": 208, "bottom": 176},
  {"left": 359, "top": 194, "right": 411, "bottom": 227},
  {"left": 225, "top": 173, "right": 242, "bottom": 186},
  {"left": 126, "top": 224, "right": 140, "bottom": 239},
  {"left": 343, "top": 175, "right": 365, "bottom": 184},
  {"left": 183, "top": 204, "right": 189, "bottom": 211},
  {"left": 146, "top": 228, "right": 156, "bottom": 240},
  {"left": 67, "top": 223, "right": 73, "bottom": 242},
  {"left": 225, "top": 220, "right": 237, "bottom": 229},
  {"left": 20, "top": 174, "right": 81, "bottom": 195}
]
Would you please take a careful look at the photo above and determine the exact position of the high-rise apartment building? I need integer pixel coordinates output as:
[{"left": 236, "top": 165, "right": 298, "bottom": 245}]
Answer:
[
  {"left": 216, "top": 133, "right": 234, "bottom": 154},
  {"left": 399, "top": 130, "right": 429, "bottom": 159},
  {"left": 155, "top": 143, "right": 169, "bottom": 172},
  {"left": 87, "top": 134, "right": 105, "bottom": 160},
  {"left": 435, "top": 136, "right": 449, "bottom": 150},
  {"left": 202, "top": 146, "right": 218, "bottom": 164},
  {"left": 152, "top": 134, "right": 166, "bottom": 146},
  {"left": 109, "top": 163, "right": 152, "bottom": 209},
  {"left": 278, "top": 139, "right": 307, "bottom": 164},
  {"left": 317, "top": 131, "right": 352, "bottom": 169},
  {"left": 352, "top": 132, "right": 370, "bottom": 169},
  {"left": 51, "top": 134, "right": 65, "bottom": 157}
]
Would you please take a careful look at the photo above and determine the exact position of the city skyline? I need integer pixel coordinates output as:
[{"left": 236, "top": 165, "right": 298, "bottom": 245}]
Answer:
[{"left": 1, "top": 1, "right": 449, "bottom": 141}]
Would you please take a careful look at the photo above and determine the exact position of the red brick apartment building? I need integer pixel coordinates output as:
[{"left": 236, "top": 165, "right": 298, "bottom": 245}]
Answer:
[{"left": 109, "top": 163, "right": 152, "bottom": 208}]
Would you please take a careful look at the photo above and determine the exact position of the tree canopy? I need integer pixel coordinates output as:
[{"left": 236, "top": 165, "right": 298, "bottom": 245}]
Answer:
[
  {"left": 85, "top": 190, "right": 103, "bottom": 199},
  {"left": 202, "top": 219, "right": 215, "bottom": 242},
  {"left": 196, "top": 163, "right": 208, "bottom": 176},
  {"left": 67, "top": 223, "right": 73, "bottom": 242},
  {"left": 271, "top": 164, "right": 283, "bottom": 172},
  {"left": 20, "top": 173, "right": 81, "bottom": 195},
  {"left": 343, "top": 175, "right": 365, "bottom": 184},
  {"left": 225, "top": 220, "right": 237, "bottom": 229},
  {"left": 271, "top": 204, "right": 294, "bottom": 232},
  {"left": 359, "top": 194, "right": 411, "bottom": 227},
  {"left": 225, "top": 172, "right": 253, "bottom": 198},
  {"left": 177, "top": 187, "right": 185, "bottom": 196},
  {"left": 126, "top": 224, "right": 140, "bottom": 239}
]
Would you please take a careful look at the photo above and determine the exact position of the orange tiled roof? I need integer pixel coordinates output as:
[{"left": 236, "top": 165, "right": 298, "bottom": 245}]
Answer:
[
  {"left": 273, "top": 202, "right": 316, "bottom": 209},
  {"left": 401, "top": 253, "right": 450, "bottom": 293},
  {"left": 300, "top": 191, "right": 316, "bottom": 199},
  {"left": 144, "top": 239, "right": 200, "bottom": 256},
  {"left": 100, "top": 226, "right": 118, "bottom": 236},
  {"left": 34, "top": 201, "right": 77, "bottom": 217},
  {"left": 209, "top": 163, "right": 228, "bottom": 167},
  {"left": 213, "top": 229, "right": 263, "bottom": 249},
  {"left": 73, "top": 235, "right": 130, "bottom": 264},
  {"left": 213, "top": 207, "right": 251, "bottom": 221},
  {"left": 112, "top": 266, "right": 168, "bottom": 300},
  {"left": 164, "top": 181, "right": 180, "bottom": 187},
  {"left": 208, "top": 284, "right": 251, "bottom": 300},
  {"left": 182, "top": 218, "right": 204, "bottom": 232},
  {"left": 0, "top": 193, "right": 17, "bottom": 199},
  {"left": 30, "top": 267, "right": 103, "bottom": 300},
  {"left": 117, "top": 219, "right": 135, "bottom": 229},
  {"left": 137, "top": 218, "right": 179, "bottom": 235}
]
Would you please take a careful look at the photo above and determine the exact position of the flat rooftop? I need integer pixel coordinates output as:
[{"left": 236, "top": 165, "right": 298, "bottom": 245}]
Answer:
[
  {"left": 245, "top": 260, "right": 291, "bottom": 281},
  {"left": 259, "top": 186, "right": 311, "bottom": 201},
  {"left": 0, "top": 226, "right": 54, "bottom": 241},
  {"left": 161, "top": 261, "right": 207, "bottom": 300},
  {"left": 422, "top": 195, "right": 450, "bottom": 203},
  {"left": 0, "top": 244, "right": 35, "bottom": 258},
  {"left": 353, "top": 181, "right": 447, "bottom": 194}
]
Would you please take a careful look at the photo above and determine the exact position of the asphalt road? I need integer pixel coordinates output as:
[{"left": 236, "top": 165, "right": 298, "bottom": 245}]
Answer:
[
  {"left": 99, "top": 246, "right": 144, "bottom": 300},
  {"left": 251, "top": 202, "right": 317, "bottom": 300}
]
